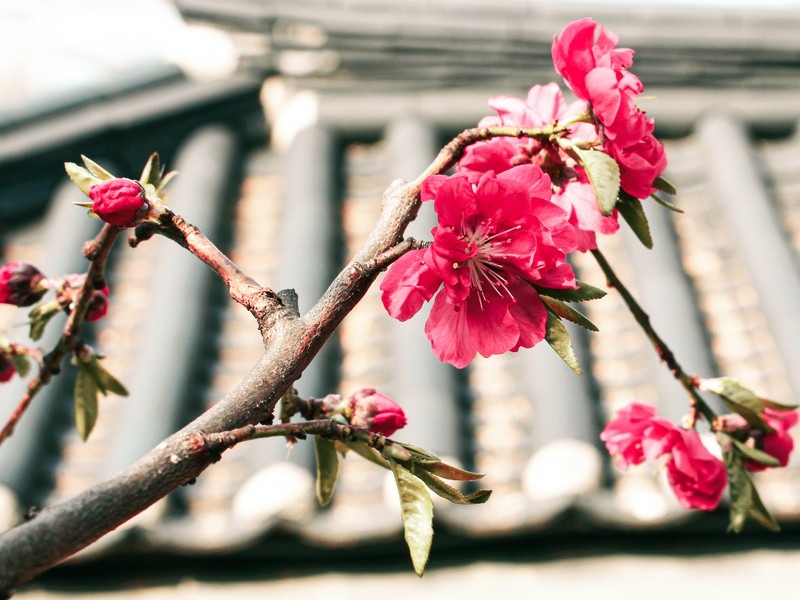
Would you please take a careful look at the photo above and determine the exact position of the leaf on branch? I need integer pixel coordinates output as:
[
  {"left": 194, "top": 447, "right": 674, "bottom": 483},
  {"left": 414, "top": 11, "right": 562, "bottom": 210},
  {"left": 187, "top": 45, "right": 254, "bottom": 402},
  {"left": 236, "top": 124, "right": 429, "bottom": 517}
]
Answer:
[
  {"left": 314, "top": 437, "right": 340, "bottom": 506},
  {"left": 414, "top": 468, "right": 492, "bottom": 506},
  {"left": 28, "top": 301, "right": 60, "bottom": 341},
  {"left": 653, "top": 176, "right": 677, "bottom": 195},
  {"left": 544, "top": 311, "right": 582, "bottom": 375},
  {"left": 749, "top": 482, "right": 781, "bottom": 532},
  {"left": 345, "top": 440, "right": 391, "bottom": 469},
  {"left": 724, "top": 449, "right": 780, "bottom": 533},
  {"left": 394, "top": 442, "right": 441, "bottom": 464},
  {"left": 650, "top": 193, "right": 684, "bottom": 213},
  {"left": 571, "top": 146, "right": 620, "bottom": 216},
  {"left": 85, "top": 357, "right": 129, "bottom": 397},
  {"left": 700, "top": 377, "right": 770, "bottom": 432},
  {"left": 535, "top": 280, "right": 606, "bottom": 302},
  {"left": 730, "top": 437, "right": 780, "bottom": 468},
  {"left": 65, "top": 162, "right": 101, "bottom": 196},
  {"left": 75, "top": 364, "right": 100, "bottom": 441},
  {"left": 425, "top": 461, "right": 485, "bottom": 482},
  {"left": 390, "top": 458, "right": 434, "bottom": 577},
  {"left": 81, "top": 155, "right": 115, "bottom": 181},
  {"left": 617, "top": 192, "right": 653, "bottom": 249},
  {"left": 759, "top": 398, "right": 799, "bottom": 411},
  {"left": 140, "top": 153, "right": 162, "bottom": 188},
  {"left": 540, "top": 296, "right": 599, "bottom": 332},
  {"left": 10, "top": 353, "right": 30, "bottom": 379}
]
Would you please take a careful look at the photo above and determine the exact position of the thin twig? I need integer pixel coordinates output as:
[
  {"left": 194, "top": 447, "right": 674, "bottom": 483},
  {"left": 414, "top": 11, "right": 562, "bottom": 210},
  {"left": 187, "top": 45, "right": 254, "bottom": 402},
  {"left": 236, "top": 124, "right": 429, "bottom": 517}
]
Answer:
[
  {"left": 0, "top": 224, "right": 122, "bottom": 445},
  {"left": 590, "top": 248, "right": 716, "bottom": 423}
]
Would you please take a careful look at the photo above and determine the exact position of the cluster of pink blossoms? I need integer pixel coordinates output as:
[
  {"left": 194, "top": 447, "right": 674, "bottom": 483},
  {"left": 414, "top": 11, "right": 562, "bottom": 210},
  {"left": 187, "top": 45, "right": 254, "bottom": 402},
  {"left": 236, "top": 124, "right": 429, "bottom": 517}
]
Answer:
[
  {"left": 601, "top": 403, "right": 798, "bottom": 511},
  {"left": 381, "top": 18, "right": 666, "bottom": 368}
]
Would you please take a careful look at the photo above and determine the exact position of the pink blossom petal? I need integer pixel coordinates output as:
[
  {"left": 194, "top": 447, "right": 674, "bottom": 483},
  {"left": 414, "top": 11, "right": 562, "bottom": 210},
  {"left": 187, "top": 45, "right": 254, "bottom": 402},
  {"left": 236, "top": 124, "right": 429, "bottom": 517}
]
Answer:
[{"left": 380, "top": 250, "right": 442, "bottom": 321}]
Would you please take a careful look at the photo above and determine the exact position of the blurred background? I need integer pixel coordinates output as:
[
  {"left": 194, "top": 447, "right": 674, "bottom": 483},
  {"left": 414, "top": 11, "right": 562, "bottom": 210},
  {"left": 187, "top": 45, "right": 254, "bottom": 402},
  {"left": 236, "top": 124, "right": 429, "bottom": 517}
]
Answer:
[{"left": 3, "top": 0, "right": 800, "bottom": 597}]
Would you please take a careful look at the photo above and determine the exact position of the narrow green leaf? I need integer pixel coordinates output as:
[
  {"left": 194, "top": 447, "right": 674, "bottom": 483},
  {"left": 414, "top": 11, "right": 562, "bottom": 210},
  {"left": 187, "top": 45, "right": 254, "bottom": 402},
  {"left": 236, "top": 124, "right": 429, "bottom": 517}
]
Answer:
[
  {"left": 345, "top": 440, "right": 391, "bottom": 469},
  {"left": 81, "top": 155, "right": 115, "bottom": 181},
  {"left": 544, "top": 311, "right": 582, "bottom": 375},
  {"left": 415, "top": 469, "right": 492, "bottom": 505},
  {"left": 390, "top": 459, "right": 434, "bottom": 577},
  {"left": 650, "top": 193, "right": 684, "bottom": 213},
  {"left": 75, "top": 364, "right": 100, "bottom": 441},
  {"left": 701, "top": 377, "right": 770, "bottom": 432},
  {"left": 572, "top": 146, "right": 620, "bottom": 216},
  {"left": 535, "top": 280, "right": 606, "bottom": 302},
  {"left": 314, "top": 437, "right": 340, "bottom": 506},
  {"left": 749, "top": 483, "right": 780, "bottom": 532},
  {"left": 724, "top": 450, "right": 751, "bottom": 534},
  {"left": 654, "top": 176, "right": 677, "bottom": 195},
  {"left": 760, "top": 398, "right": 799, "bottom": 411},
  {"left": 87, "top": 358, "right": 128, "bottom": 396},
  {"left": 617, "top": 192, "right": 653, "bottom": 249},
  {"left": 140, "top": 153, "right": 162, "bottom": 187},
  {"left": 28, "top": 301, "right": 60, "bottom": 342},
  {"left": 65, "top": 162, "right": 101, "bottom": 196},
  {"left": 395, "top": 442, "right": 441, "bottom": 464},
  {"left": 157, "top": 170, "right": 178, "bottom": 194},
  {"left": 10, "top": 354, "right": 30, "bottom": 379},
  {"left": 731, "top": 438, "right": 780, "bottom": 467},
  {"left": 540, "top": 296, "right": 599, "bottom": 332},
  {"left": 424, "top": 462, "right": 485, "bottom": 482}
]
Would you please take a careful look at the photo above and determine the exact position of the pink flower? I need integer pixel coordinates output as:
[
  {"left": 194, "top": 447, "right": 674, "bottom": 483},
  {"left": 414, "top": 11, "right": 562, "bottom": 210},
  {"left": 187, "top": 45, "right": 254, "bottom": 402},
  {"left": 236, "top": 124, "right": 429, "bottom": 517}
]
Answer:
[
  {"left": 666, "top": 428, "right": 727, "bottom": 511},
  {"left": 0, "top": 262, "right": 47, "bottom": 307},
  {"left": 744, "top": 408, "right": 798, "bottom": 473},
  {"left": 380, "top": 165, "right": 578, "bottom": 368},
  {"left": 459, "top": 83, "right": 618, "bottom": 251},
  {"left": 600, "top": 402, "right": 680, "bottom": 469},
  {"left": 552, "top": 18, "right": 667, "bottom": 199},
  {"left": 348, "top": 388, "right": 407, "bottom": 437},
  {"left": 88, "top": 178, "right": 149, "bottom": 228},
  {"left": 601, "top": 402, "right": 727, "bottom": 511},
  {"left": 64, "top": 274, "right": 110, "bottom": 322}
]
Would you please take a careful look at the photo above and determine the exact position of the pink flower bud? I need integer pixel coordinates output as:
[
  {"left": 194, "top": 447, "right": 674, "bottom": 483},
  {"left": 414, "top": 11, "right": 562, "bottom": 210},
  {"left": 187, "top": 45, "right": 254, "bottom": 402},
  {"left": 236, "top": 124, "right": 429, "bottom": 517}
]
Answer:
[
  {"left": 348, "top": 388, "right": 407, "bottom": 436},
  {"left": 0, "top": 353, "right": 15, "bottom": 382},
  {"left": 744, "top": 408, "right": 798, "bottom": 473},
  {"left": 88, "top": 178, "right": 149, "bottom": 227},
  {"left": 87, "top": 285, "right": 110, "bottom": 322},
  {"left": 0, "top": 262, "right": 47, "bottom": 307}
]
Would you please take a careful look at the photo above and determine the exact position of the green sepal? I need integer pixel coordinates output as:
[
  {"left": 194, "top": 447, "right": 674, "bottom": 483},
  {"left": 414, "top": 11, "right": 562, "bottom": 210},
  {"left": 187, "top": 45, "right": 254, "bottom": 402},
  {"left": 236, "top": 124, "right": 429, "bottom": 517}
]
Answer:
[
  {"left": 571, "top": 146, "right": 620, "bottom": 216},
  {"left": 10, "top": 353, "right": 30, "bottom": 379},
  {"left": 540, "top": 296, "right": 599, "bottom": 332},
  {"left": 617, "top": 192, "right": 653, "bottom": 249},
  {"left": 314, "top": 436, "right": 340, "bottom": 506},
  {"left": 535, "top": 280, "right": 606, "bottom": 302},
  {"left": 81, "top": 155, "right": 115, "bottom": 181},
  {"left": 74, "top": 363, "right": 100, "bottom": 441},
  {"left": 65, "top": 162, "right": 101, "bottom": 196},
  {"left": 544, "top": 311, "right": 582, "bottom": 375},
  {"left": 414, "top": 468, "right": 492, "bottom": 505},
  {"left": 390, "top": 458, "right": 434, "bottom": 577},
  {"left": 700, "top": 377, "right": 770, "bottom": 432},
  {"left": 653, "top": 176, "right": 677, "bottom": 195}
]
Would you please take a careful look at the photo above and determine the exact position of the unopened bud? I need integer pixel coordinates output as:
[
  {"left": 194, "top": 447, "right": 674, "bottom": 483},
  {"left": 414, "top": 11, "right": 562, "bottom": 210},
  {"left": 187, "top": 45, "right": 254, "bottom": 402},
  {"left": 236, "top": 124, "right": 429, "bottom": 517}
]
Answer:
[
  {"left": 88, "top": 177, "right": 149, "bottom": 227},
  {"left": 0, "top": 352, "right": 14, "bottom": 382},
  {"left": 0, "top": 262, "right": 47, "bottom": 307},
  {"left": 348, "top": 388, "right": 407, "bottom": 437}
]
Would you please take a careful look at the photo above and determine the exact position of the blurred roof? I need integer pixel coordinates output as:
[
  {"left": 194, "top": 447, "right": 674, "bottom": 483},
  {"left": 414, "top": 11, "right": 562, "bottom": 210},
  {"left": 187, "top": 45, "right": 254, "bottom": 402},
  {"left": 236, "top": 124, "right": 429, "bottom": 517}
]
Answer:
[{"left": 3, "top": 0, "right": 800, "bottom": 591}]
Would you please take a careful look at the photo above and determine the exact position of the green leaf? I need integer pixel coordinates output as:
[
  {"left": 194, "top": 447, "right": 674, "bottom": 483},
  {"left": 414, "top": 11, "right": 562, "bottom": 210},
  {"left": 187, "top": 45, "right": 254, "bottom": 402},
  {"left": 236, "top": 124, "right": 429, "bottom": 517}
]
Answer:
[
  {"left": 535, "top": 280, "right": 606, "bottom": 302},
  {"left": 81, "top": 155, "right": 115, "bottom": 181},
  {"left": 157, "top": 170, "right": 178, "bottom": 194},
  {"left": 395, "top": 442, "right": 441, "bottom": 464},
  {"left": 314, "top": 437, "right": 340, "bottom": 506},
  {"left": 749, "top": 483, "right": 780, "bottom": 532},
  {"left": 760, "top": 398, "right": 799, "bottom": 411},
  {"left": 724, "top": 449, "right": 752, "bottom": 534},
  {"left": 65, "top": 162, "right": 101, "bottom": 196},
  {"left": 731, "top": 437, "right": 780, "bottom": 467},
  {"left": 140, "top": 153, "right": 162, "bottom": 188},
  {"left": 700, "top": 378, "right": 769, "bottom": 432},
  {"left": 75, "top": 364, "right": 100, "bottom": 441},
  {"left": 650, "top": 193, "right": 684, "bottom": 213},
  {"left": 572, "top": 146, "right": 620, "bottom": 216},
  {"left": 28, "top": 300, "right": 61, "bottom": 342},
  {"left": 86, "top": 358, "right": 128, "bottom": 396},
  {"left": 424, "top": 462, "right": 485, "bottom": 482},
  {"left": 390, "top": 459, "right": 434, "bottom": 577},
  {"left": 10, "top": 354, "right": 30, "bottom": 379},
  {"left": 345, "top": 440, "right": 391, "bottom": 469},
  {"left": 544, "top": 311, "right": 582, "bottom": 375},
  {"left": 617, "top": 192, "right": 653, "bottom": 249},
  {"left": 653, "top": 176, "right": 677, "bottom": 195},
  {"left": 540, "top": 296, "right": 599, "bottom": 332},
  {"left": 415, "top": 469, "right": 492, "bottom": 505}
]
